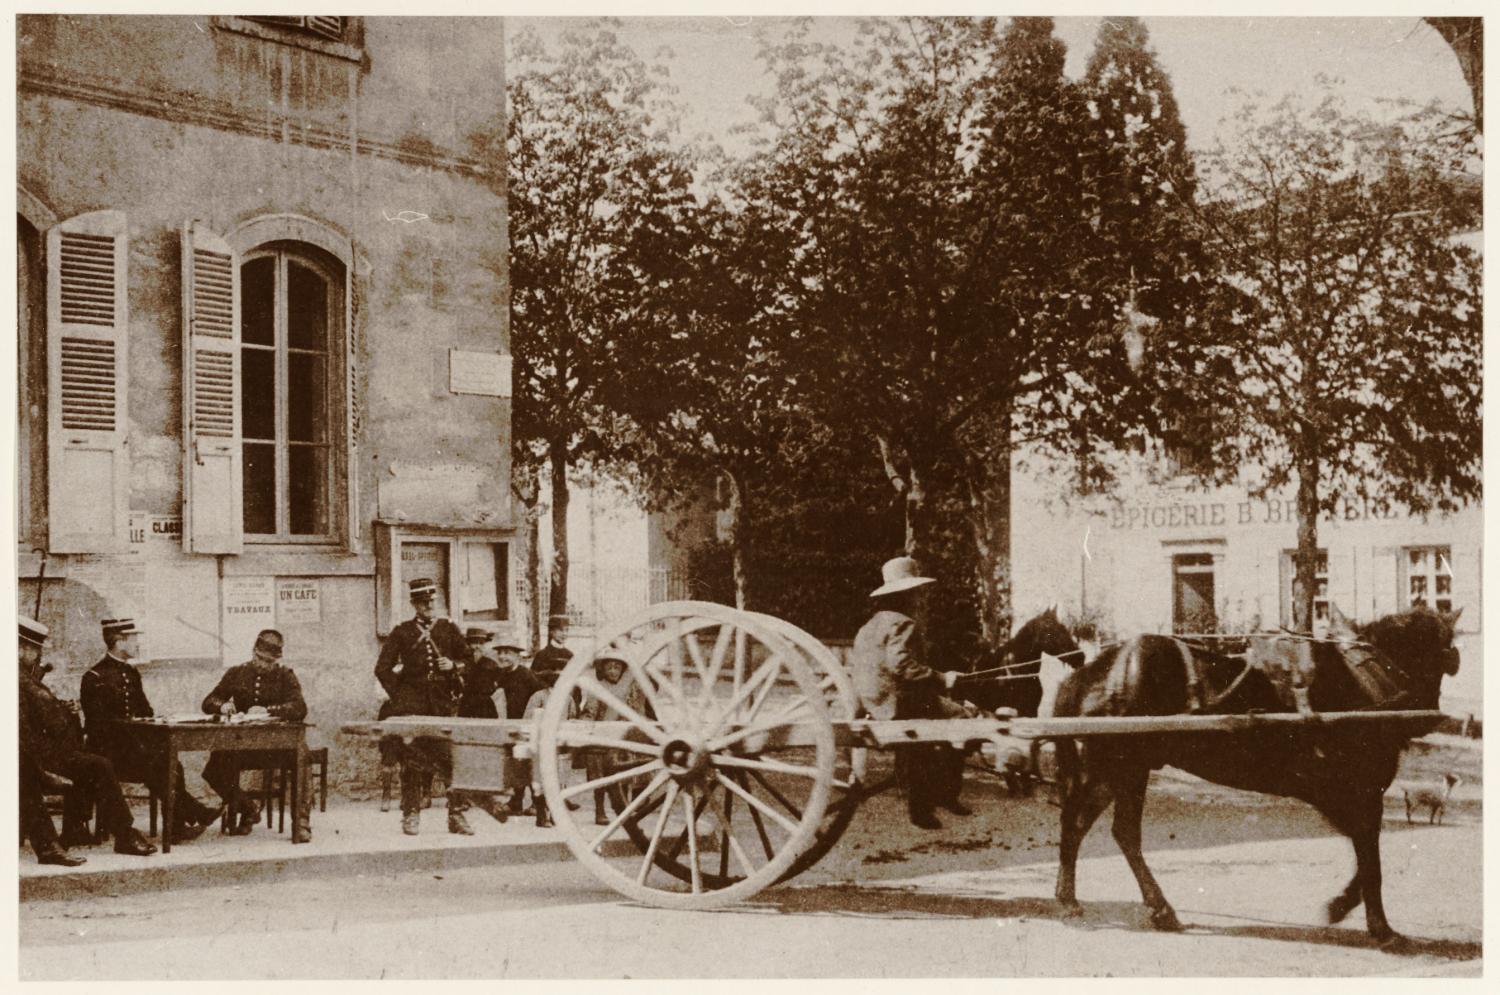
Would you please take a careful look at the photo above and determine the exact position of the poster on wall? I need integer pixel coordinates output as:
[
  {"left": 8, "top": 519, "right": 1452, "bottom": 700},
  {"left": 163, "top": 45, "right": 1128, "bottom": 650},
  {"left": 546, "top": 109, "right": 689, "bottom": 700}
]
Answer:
[
  {"left": 399, "top": 542, "right": 450, "bottom": 620},
  {"left": 277, "top": 579, "right": 322, "bottom": 625},
  {"left": 221, "top": 576, "right": 276, "bottom": 665}
]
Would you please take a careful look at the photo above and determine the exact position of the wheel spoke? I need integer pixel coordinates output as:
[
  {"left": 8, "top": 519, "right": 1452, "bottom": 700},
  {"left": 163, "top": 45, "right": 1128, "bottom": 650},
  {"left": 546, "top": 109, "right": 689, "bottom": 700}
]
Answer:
[
  {"left": 707, "top": 654, "right": 789, "bottom": 739},
  {"left": 636, "top": 781, "right": 681, "bottom": 886},
  {"left": 736, "top": 772, "right": 776, "bottom": 860},
  {"left": 682, "top": 629, "right": 713, "bottom": 688},
  {"left": 616, "top": 653, "right": 671, "bottom": 726},
  {"left": 705, "top": 716, "right": 799, "bottom": 753},
  {"left": 588, "top": 770, "right": 672, "bottom": 853},
  {"left": 701, "top": 623, "right": 734, "bottom": 704},
  {"left": 717, "top": 786, "right": 733, "bottom": 879},
  {"left": 710, "top": 784, "right": 756, "bottom": 878},
  {"left": 560, "top": 757, "right": 666, "bottom": 801},
  {"left": 559, "top": 732, "right": 661, "bottom": 757},
  {"left": 715, "top": 772, "right": 799, "bottom": 834},
  {"left": 742, "top": 658, "right": 784, "bottom": 725},
  {"left": 682, "top": 791, "right": 702, "bottom": 894},
  {"left": 746, "top": 767, "right": 805, "bottom": 822},
  {"left": 710, "top": 752, "right": 823, "bottom": 781},
  {"left": 576, "top": 675, "right": 668, "bottom": 746}
]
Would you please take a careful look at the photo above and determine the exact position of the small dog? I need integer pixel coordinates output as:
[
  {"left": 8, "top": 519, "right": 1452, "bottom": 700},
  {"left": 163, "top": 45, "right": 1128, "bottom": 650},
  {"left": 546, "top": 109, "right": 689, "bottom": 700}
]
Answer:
[{"left": 1403, "top": 773, "right": 1462, "bottom": 825}]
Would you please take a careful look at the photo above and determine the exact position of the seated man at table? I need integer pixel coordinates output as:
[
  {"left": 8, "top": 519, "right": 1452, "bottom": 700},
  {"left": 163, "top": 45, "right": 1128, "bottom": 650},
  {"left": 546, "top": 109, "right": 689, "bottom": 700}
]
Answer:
[
  {"left": 201, "top": 629, "right": 310, "bottom": 839},
  {"left": 20, "top": 615, "right": 157, "bottom": 862},
  {"left": 80, "top": 617, "right": 221, "bottom": 843}
]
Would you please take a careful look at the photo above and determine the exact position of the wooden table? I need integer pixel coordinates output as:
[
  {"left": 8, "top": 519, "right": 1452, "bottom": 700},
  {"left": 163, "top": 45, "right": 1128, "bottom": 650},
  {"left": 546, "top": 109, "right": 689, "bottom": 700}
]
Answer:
[{"left": 112, "top": 719, "right": 310, "bottom": 852}]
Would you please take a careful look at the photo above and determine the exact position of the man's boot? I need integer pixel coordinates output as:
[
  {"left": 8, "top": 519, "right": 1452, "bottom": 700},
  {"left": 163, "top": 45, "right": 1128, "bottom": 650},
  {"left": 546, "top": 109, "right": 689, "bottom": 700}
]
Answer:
[
  {"left": 113, "top": 828, "right": 157, "bottom": 856},
  {"left": 400, "top": 771, "right": 423, "bottom": 835},
  {"left": 380, "top": 764, "right": 398, "bottom": 813},
  {"left": 534, "top": 798, "right": 553, "bottom": 829},
  {"left": 59, "top": 822, "right": 95, "bottom": 849},
  {"left": 36, "top": 843, "right": 86, "bottom": 867},
  {"left": 447, "top": 796, "right": 475, "bottom": 836}
]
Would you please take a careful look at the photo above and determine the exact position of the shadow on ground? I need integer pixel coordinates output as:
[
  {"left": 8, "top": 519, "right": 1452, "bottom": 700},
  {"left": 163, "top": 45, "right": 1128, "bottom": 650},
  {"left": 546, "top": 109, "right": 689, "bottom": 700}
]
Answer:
[{"left": 741, "top": 882, "right": 1481, "bottom": 962}]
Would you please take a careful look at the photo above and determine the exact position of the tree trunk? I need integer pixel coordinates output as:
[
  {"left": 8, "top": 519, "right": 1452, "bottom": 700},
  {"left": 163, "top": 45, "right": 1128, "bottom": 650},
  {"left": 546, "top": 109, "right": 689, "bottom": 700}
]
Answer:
[
  {"left": 1291, "top": 455, "right": 1322, "bottom": 634},
  {"left": 966, "top": 439, "right": 1012, "bottom": 647},
  {"left": 524, "top": 506, "right": 541, "bottom": 650},
  {"left": 723, "top": 469, "right": 750, "bottom": 611},
  {"left": 1425, "top": 17, "right": 1483, "bottom": 129},
  {"left": 548, "top": 443, "right": 570, "bottom": 621}
]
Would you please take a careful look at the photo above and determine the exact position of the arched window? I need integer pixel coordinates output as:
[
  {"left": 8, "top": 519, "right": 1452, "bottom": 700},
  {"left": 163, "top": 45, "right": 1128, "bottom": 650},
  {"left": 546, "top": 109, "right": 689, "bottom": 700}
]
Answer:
[{"left": 239, "top": 244, "right": 347, "bottom": 541}]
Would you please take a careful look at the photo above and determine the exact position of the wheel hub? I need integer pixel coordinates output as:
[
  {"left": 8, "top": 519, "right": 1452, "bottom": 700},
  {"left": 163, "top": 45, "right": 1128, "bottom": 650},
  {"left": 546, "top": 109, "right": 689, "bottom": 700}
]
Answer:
[{"left": 662, "top": 738, "right": 710, "bottom": 782}]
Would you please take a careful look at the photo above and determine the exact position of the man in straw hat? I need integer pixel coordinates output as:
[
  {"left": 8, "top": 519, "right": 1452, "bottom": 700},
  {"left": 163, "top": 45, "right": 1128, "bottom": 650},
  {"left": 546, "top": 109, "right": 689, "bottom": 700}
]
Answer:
[
  {"left": 201, "top": 629, "right": 310, "bottom": 840},
  {"left": 80, "top": 617, "right": 222, "bottom": 843},
  {"left": 852, "top": 556, "right": 974, "bottom": 829},
  {"left": 19, "top": 615, "right": 157, "bottom": 862},
  {"left": 375, "top": 577, "right": 473, "bottom": 835}
]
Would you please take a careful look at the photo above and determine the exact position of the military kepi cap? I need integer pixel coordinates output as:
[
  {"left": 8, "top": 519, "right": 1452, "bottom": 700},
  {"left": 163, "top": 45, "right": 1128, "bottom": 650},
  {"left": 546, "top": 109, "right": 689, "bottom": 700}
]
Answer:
[
  {"left": 19, "top": 615, "right": 49, "bottom": 646},
  {"left": 102, "top": 617, "right": 143, "bottom": 639},
  {"left": 408, "top": 577, "right": 439, "bottom": 599},
  {"left": 254, "top": 629, "right": 285, "bottom": 658}
]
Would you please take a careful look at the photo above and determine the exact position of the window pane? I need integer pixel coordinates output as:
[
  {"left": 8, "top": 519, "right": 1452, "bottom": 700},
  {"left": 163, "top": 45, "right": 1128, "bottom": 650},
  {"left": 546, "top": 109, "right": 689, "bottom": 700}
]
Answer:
[
  {"left": 461, "top": 542, "right": 510, "bottom": 623},
  {"left": 287, "top": 261, "right": 327, "bottom": 351},
  {"left": 242, "top": 257, "right": 275, "bottom": 346},
  {"left": 287, "top": 353, "right": 326, "bottom": 443},
  {"left": 242, "top": 347, "right": 276, "bottom": 440},
  {"left": 1409, "top": 548, "right": 1428, "bottom": 569},
  {"left": 244, "top": 442, "right": 277, "bottom": 534},
  {"left": 1410, "top": 576, "right": 1427, "bottom": 597},
  {"left": 288, "top": 444, "right": 330, "bottom": 536}
]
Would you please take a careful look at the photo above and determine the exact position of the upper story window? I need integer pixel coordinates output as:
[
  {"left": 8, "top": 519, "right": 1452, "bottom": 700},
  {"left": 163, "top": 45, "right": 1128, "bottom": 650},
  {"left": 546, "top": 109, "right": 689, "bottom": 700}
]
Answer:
[
  {"left": 240, "top": 246, "right": 346, "bottom": 542},
  {"left": 246, "top": 16, "right": 345, "bottom": 41},
  {"left": 1403, "top": 546, "right": 1453, "bottom": 613}
]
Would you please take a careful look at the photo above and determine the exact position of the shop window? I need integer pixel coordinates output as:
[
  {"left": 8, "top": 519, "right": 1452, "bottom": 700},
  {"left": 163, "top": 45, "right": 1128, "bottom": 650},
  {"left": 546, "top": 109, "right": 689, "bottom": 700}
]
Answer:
[
  {"left": 239, "top": 247, "right": 345, "bottom": 543},
  {"left": 1403, "top": 546, "right": 1453, "bottom": 614},
  {"left": 1172, "top": 553, "right": 1217, "bottom": 634},
  {"left": 377, "top": 524, "right": 517, "bottom": 635}
]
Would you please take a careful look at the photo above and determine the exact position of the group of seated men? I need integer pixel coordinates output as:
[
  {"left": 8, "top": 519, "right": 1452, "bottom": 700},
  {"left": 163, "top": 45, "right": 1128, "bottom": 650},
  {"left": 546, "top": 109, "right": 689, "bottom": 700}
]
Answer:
[{"left": 20, "top": 615, "right": 309, "bottom": 866}]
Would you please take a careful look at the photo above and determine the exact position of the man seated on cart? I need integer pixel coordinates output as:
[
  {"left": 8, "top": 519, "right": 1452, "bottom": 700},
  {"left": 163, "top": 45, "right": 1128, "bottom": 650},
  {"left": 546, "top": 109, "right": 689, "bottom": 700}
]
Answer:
[{"left": 852, "top": 556, "right": 973, "bottom": 829}]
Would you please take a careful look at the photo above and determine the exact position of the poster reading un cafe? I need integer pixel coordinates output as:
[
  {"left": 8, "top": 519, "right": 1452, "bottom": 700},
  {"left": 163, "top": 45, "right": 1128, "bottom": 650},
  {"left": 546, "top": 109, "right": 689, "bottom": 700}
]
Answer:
[{"left": 220, "top": 576, "right": 276, "bottom": 666}]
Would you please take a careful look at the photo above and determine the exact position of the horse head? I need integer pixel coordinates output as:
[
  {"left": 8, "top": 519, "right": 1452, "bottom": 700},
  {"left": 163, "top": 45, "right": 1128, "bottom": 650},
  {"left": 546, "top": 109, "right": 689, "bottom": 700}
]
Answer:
[
  {"left": 1336, "top": 604, "right": 1462, "bottom": 708},
  {"left": 1009, "top": 607, "right": 1082, "bottom": 668}
]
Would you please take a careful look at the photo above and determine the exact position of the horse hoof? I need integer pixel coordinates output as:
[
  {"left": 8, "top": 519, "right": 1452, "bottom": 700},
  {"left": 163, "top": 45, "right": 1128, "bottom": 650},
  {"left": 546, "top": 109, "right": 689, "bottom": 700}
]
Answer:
[
  {"left": 1058, "top": 900, "right": 1084, "bottom": 920},
  {"left": 1375, "top": 931, "right": 1410, "bottom": 953},
  {"left": 1326, "top": 895, "right": 1359, "bottom": 924},
  {"left": 1150, "top": 908, "right": 1184, "bottom": 932}
]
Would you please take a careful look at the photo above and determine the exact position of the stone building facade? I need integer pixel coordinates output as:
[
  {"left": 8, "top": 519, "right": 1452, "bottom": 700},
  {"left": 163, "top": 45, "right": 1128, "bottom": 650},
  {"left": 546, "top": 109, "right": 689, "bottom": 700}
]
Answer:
[
  {"left": 1010, "top": 452, "right": 1483, "bottom": 716},
  {"left": 16, "top": 15, "right": 514, "bottom": 789}
]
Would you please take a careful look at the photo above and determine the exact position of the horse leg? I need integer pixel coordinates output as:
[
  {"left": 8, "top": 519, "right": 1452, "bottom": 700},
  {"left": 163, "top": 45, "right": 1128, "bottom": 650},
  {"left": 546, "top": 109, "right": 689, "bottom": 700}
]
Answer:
[
  {"left": 1107, "top": 763, "right": 1182, "bottom": 932},
  {"left": 1055, "top": 769, "right": 1113, "bottom": 915},
  {"left": 1326, "top": 870, "right": 1363, "bottom": 925},
  {"left": 1351, "top": 807, "right": 1400, "bottom": 947}
]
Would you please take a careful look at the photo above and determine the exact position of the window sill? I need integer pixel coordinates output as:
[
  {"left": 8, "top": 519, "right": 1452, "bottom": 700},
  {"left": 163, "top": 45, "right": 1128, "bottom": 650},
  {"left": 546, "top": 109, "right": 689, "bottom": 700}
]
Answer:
[
  {"left": 213, "top": 16, "right": 363, "bottom": 64},
  {"left": 223, "top": 548, "right": 376, "bottom": 577}
]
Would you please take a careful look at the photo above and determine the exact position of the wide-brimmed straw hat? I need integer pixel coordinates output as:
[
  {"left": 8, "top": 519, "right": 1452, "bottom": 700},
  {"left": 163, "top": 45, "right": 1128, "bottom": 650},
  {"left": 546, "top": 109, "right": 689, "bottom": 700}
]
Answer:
[{"left": 870, "top": 556, "right": 936, "bottom": 598}]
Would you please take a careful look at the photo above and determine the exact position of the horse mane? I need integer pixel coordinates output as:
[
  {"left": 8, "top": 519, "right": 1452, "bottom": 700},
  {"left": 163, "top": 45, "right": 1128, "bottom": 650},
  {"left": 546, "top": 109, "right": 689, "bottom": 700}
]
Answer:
[{"left": 1356, "top": 606, "right": 1455, "bottom": 670}]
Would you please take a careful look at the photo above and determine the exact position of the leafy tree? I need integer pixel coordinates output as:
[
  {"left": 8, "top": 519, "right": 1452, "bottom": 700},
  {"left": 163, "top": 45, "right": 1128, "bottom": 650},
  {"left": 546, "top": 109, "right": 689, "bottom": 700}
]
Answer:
[
  {"left": 489, "top": 20, "right": 696, "bottom": 617},
  {"left": 1176, "top": 86, "right": 1481, "bottom": 631}
]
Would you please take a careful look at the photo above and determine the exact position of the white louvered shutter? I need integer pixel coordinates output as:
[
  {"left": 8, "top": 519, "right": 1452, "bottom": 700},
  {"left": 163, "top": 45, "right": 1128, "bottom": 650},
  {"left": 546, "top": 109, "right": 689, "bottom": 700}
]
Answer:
[
  {"left": 307, "top": 16, "right": 343, "bottom": 39},
  {"left": 181, "top": 220, "right": 243, "bottom": 553},
  {"left": 1369, "top": 546, "right": 1400, "bottom": 618},
  {"left": 46, "top": 211, "right": 130, "bottom": 553},
  {"left": 1450, "top": 545, "right": 1480, "bottom": 633}
]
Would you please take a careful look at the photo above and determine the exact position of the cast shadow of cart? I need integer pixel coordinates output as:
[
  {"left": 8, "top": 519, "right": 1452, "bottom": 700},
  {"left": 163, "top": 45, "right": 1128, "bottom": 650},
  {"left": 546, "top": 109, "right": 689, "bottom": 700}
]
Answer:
[{"left": 738, "top": 884, "right": 1481, "bottom": 961}]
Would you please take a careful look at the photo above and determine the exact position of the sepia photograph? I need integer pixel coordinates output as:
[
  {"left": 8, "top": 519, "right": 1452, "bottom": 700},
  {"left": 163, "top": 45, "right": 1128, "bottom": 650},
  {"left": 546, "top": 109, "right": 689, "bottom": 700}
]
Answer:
[{"left": 9, "top": 5, "right": 1484, "bottom": 982}]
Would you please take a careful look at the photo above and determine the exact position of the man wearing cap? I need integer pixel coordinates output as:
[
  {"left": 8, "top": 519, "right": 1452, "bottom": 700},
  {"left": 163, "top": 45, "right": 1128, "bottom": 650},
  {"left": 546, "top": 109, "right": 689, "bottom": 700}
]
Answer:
[
  {"left": 80, "top": 617, "right": 222, "bottom": 841},
  {"left": 852, "top": 556, "right": 973, "bottom": 829},
  {"left": 201, "top": 629, "right": 310, "bottom": 839},
  {"left": 530, "top": 615, "right": 573, "bottom": 678},
  {"left": 19, "top": 615, "right": 157, "bottom": 861},
  {"left": 375, "top": 577, "right": 473, "bottom": 835}
]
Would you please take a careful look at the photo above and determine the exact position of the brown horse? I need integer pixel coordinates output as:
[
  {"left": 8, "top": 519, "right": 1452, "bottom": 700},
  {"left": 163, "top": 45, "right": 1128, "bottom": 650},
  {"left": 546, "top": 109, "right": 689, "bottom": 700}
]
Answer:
[
  {"left": 1050, "top": 605, "right": 1461, "bottom": 948},
  {"left": 955, "top": 607, "right": 1084, "bottom": 717}
]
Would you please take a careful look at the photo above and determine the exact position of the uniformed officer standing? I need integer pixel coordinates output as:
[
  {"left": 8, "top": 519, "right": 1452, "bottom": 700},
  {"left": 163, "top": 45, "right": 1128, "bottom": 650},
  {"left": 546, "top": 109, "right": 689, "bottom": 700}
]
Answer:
[
  {"left": 201, "top": 629, "right": 310, "bottom": 840},
  {"left": 851, "top": 557, "right": 973, "bottom": 829},
  {"left": 374, "top": 578, "right": 473, "bottom": 835},
  {"left": 79, "top": 618, "right": 222, "bottom": 841},
  {"left": 19, "top": 616, "right": 157, "bottom": 862}
]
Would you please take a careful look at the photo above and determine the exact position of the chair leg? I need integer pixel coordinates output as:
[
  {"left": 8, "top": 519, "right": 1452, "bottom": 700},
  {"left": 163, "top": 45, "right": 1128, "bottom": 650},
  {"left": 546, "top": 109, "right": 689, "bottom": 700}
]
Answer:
[
  {"left": 318, "top": 758, "right": 328, "bottom": 813},
  {"left": 149, "top": 790, "right": 158, "bottom": 838},
  {"left": 278, "top": 766, "right": 288, "bottom": 834}
]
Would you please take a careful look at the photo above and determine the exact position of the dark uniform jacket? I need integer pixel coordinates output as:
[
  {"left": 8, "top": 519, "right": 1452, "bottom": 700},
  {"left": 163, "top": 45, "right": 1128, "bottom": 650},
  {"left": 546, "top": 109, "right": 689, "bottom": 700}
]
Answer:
[
  {"left": 851, "top": 609, "right": 947, "bottom": 721},
  {"left": 21, "top": 672, "right": 87, "bottom": 774},
  {"left": 376, "top": 616, "right": 468, "bottom": 717},
  {"left": 202, "top": 663, "right": 308, "bottom": 721},
  {"left": 80, "top": 654, "right": 155, "bottom": 767},
  {"left": 459, "top": 657, "right": 546, "bottom": 720}
]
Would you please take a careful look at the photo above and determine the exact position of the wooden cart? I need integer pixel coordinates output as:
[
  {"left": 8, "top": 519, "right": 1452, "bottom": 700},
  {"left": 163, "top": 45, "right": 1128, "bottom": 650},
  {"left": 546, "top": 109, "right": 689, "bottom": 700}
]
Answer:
[{"left": 343, "top": 601, "right": 1441, "bottom": 910}]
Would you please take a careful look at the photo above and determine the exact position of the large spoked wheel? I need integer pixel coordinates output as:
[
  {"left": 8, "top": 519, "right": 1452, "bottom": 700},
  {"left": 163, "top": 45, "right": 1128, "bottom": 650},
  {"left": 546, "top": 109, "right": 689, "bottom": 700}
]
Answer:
[
  {"left": 747, "top": 610, "right": 866, "bottom": 884},
  {"left": 537, "top": 602, "right": 838, "bottom": 909}
]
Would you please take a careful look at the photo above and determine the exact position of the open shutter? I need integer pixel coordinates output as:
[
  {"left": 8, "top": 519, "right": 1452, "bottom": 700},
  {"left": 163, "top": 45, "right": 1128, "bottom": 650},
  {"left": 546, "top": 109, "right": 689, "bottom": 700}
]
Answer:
[
  {"left": 1450, "top": 545, "right": 1480, "bottom": 633},
  {"left": 181, "top": 220, "right": 243, "bottom": 554},
  {"left": 46, "top": 210, "right": 129, "bottom": 553},
  {"left": 1369, "top": 546, "right": 1400, "bottom": 618}
]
